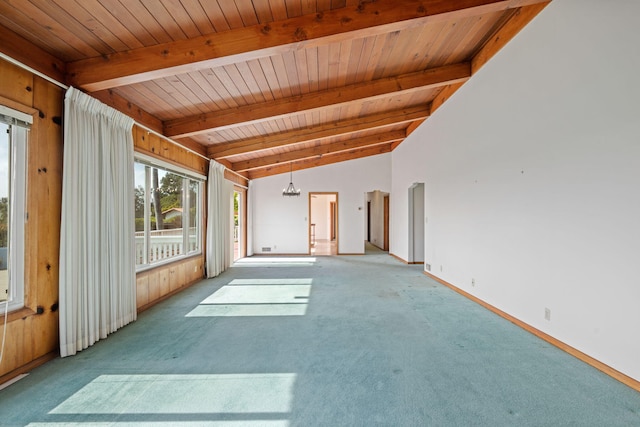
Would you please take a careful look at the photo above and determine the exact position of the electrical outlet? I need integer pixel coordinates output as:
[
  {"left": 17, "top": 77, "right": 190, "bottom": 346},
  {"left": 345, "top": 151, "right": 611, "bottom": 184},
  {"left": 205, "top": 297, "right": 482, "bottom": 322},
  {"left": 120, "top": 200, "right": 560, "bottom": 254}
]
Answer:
[
  {"left": 471, "top": 278, "right": 475, "bottom": 287},
  {"left": 544, "top": 307, "right": 551, "bottom": 321},
  {"left": 440, "top": 265, "right": 443, "bottom": 272}
]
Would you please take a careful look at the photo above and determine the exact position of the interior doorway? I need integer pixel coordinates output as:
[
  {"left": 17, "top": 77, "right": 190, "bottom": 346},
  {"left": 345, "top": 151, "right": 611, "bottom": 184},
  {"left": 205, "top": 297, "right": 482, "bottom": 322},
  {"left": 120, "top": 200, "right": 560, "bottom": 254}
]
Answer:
[
  {"left": 383, "top": 195, "right": 389, "bottom": 251},
  {"left": 407, "top": 183, "right": 424, "bottom": 264},
  {"left": 233, "top": 187, "right": 247, "bottom": 261},
  {"left": 309, "top": 192, "right": 338, "bottom": 256},
  {"left": 365, "top": 190, "right": 389, "bottom": 252}
]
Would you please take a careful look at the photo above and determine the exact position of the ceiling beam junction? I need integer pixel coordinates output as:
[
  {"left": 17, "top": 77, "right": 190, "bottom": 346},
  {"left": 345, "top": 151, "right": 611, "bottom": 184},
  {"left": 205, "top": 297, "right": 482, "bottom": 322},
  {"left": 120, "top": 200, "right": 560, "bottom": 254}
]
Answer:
[
  {"left": 247, "top": 144, "right": 394, "bottom": 179},
  {"left": 166, "top": 63, "right": 469, "bottom": 139},
  {"left": 232, "top": 129, "right": 405, "bottom": 172},
  {"left": 208, "top": 105, "right": 430, "bottom": 159}
]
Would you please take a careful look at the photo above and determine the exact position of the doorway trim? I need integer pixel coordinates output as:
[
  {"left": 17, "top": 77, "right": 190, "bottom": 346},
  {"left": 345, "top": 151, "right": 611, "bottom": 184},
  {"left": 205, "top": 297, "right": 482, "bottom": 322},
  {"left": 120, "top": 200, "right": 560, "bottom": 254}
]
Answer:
[
  {"left": 407, "top": 183, "right": 424, "bottom": 265},
  {"left": 383, "top": 195, "right": 390, "bottom": 251},
  {"left": 365, "top": 190, "right": 389, "bottom": 252},
  {"left": 233, "top": 186, "right": 247, "bottom": 260},
  {"left": 308, "top": 192, "right": 339, "bottom": 255}
]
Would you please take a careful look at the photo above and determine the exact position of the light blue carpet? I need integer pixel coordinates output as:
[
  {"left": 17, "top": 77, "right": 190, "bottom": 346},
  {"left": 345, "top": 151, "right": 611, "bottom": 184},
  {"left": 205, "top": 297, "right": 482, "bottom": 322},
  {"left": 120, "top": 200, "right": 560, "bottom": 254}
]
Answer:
[{"left": 1, "top": 246, "right": 639, "bottom": 426}]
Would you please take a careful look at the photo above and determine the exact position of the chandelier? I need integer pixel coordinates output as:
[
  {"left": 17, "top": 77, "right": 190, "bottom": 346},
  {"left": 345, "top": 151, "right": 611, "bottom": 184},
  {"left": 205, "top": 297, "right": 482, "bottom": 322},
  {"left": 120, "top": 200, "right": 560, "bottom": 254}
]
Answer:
[{"left": 282, "top": 163, "right": 301, "bottom": 197}]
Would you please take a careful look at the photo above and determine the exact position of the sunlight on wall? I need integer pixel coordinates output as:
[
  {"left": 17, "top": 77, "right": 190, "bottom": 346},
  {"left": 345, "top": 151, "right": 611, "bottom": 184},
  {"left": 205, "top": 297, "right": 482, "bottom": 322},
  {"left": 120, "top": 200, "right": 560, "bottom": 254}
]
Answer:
[
  {"left": 29, "top": 374, "right": 296, "bottom": 426},
  {"left": 186, "top": 279, "right": 312, "bottom": 317}
]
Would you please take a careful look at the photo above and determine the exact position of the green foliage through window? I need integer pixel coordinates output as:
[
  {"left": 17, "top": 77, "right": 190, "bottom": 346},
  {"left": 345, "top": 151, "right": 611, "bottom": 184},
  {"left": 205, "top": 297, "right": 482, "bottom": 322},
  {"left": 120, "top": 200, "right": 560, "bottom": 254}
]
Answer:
[{"left": 134, "top": 160, "right": 202, "bottom": 267}]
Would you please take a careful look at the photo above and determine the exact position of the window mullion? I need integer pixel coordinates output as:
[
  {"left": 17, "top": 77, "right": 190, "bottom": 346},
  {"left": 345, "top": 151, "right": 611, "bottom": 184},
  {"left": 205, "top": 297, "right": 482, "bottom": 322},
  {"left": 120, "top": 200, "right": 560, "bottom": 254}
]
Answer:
[
  {"left": 134, "top": 158, "right": 203, "bottom": 271},
  {"left": 182, "top": 178, "right": 189, "bottom": 255},
  {"left": 144, "top": 166, "right": 150, "bottom": 265}
]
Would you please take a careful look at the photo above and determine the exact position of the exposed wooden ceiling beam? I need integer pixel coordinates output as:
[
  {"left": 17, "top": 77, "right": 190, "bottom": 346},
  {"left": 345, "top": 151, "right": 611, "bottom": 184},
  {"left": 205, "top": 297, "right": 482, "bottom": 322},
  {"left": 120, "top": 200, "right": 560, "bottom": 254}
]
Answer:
[
  {"left": 404, "top": 120, "right": 425, "bottom": 138},
  {"left": 166, "top": 63, "right": 469, "bottom": 139},
  {"left": 472, "top": 2, "right": 550, "bottom": 73},
  {"left": 65, "top": 0, "right": 546, "bottom": 92},
  {"left": 232, "top": 130, "right": 405, "bottom": 172},
  {"left": 208, "top": 105, "right": 430, "bottom": 159},
  {"left": 430, "top": 3, "right": 550, "bottom": 115},
  {"left": 224, "top": 169, "right": 249, "bottom": 187},
  {"left": 91, "top": 89, "right": 164, "bottom": 135},
  {"left": 0, "top": 24, "right": 66, "bottom": 85},
  {"left": 431, "top": 83, "right": 465, "bottom": 114},
  {"left": 0, "top": 25, "right": 178, "bottom": 149},
  {"left": 247, "top": 144, "right": 394, "bottom": 180}
]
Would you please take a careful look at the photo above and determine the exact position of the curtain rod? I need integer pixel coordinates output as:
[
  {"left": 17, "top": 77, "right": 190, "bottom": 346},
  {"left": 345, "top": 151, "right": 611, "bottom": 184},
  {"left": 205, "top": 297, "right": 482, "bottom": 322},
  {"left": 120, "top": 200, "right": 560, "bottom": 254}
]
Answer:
[
  {"left": 1, "top": 53, "right": 249, "bottom": 183},
  {"left": 137, "top": 125, "right": 250, "bottom": 184},
  {"left": 135, "top": 122, "right": 210, "bottom": 162},
  {"left": 0, "top": 53, "right": 69, "bottom": 90}
]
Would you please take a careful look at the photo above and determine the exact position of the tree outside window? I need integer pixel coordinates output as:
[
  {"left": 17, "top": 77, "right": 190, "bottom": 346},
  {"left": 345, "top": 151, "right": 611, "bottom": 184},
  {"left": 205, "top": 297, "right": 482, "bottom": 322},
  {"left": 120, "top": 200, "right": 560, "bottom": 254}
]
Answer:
[{"left": 134, "top": 161, "right": 202, "bottom": 267}]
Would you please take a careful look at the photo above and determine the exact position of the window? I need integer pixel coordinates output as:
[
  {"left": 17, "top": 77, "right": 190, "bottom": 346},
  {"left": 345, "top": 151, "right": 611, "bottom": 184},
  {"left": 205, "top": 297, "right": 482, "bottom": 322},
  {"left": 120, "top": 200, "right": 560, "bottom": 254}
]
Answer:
[
  {"left": 0, "top": 106, "right": 29, "bottom": 313},
  {"left": 134, "top": 158, "right": 203, "bottom": 269}
]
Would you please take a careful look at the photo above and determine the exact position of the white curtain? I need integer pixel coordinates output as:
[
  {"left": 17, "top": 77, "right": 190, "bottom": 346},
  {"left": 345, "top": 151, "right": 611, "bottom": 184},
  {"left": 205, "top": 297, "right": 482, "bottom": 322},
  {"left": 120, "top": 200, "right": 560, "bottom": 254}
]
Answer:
[
  {"left": 206, "top": 160, "right": 234, "bottom": 278},
  {"left": 59, "top": 87, "right": 136, "bottom": 357}
]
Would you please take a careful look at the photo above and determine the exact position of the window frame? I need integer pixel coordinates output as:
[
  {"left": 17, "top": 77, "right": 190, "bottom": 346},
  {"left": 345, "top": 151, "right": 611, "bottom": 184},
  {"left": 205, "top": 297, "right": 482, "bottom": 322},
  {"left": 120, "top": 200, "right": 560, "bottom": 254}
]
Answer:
[
  {"left": 0, "top": 106, "right": 30, "bottom": 314},
  {"left": 134, "top": 153, "right": 205, "bottom": 272}
]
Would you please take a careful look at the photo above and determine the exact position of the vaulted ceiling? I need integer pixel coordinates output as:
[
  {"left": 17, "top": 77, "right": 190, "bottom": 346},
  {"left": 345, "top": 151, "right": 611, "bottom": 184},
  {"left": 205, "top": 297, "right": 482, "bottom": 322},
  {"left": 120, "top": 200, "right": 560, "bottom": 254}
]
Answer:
[{"left": 0, "top": 0, "right": 550, "bottom": 179}]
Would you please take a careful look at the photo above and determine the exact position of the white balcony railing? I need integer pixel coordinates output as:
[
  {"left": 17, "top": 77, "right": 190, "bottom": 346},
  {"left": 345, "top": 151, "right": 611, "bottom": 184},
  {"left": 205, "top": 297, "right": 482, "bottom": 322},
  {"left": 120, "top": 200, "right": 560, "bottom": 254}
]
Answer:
[{"left": 135, "top": 228, "right": 197, "bottom": 265}]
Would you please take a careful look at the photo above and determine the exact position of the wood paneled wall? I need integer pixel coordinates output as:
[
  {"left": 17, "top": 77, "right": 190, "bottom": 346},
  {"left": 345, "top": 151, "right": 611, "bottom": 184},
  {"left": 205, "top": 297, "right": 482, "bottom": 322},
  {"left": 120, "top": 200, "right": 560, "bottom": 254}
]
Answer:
[
  {"left": 135, "top": 257, "right": 204, "bottom": 312},
  {"left": 132, "top": 125, "right": 208, "bottom": 311},
  {"left": 0, "top": 60, "right": 209, "bottom": 382},
  {"left": 0, "top": 59, "right": 63, "bottom": 380},
  {"left": 133, "top": 125, "right": 208, "bottom": 176}
]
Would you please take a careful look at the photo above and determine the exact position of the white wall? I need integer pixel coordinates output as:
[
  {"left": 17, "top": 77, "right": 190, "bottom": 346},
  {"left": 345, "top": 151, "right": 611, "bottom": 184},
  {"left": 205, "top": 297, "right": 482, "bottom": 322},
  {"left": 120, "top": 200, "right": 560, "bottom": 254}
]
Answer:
[
  {"left": 391, "top": 0, "right": 640, "bottom": 381},
  {"left": 251, "top": 153, "right": 391, "bottom": 254},
  {"left": 368, "top": 190, "right": 387, "bottom": 249}
]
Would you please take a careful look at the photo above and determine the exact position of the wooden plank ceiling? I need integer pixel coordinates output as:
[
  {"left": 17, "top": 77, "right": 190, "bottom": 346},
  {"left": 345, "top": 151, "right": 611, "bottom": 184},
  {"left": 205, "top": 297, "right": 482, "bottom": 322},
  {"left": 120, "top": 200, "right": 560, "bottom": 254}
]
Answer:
[{"left": 0, "top": 0, "right": 550, "bottom": 180}]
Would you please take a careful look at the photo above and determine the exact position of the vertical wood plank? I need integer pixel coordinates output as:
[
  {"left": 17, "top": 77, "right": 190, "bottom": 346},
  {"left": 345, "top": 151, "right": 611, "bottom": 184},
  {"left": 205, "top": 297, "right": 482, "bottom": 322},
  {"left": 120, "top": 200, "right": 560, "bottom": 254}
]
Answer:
[
  {"left": 3, "top": 318, "right": 25, "bottom": 371},
  {"left": 282, "top": 50, "right": 301, "bottom": 97},
  {"left": 317, "top": 44, "right": 330, "bottom": 91},
  {"left": 235, "top": 0, "right": 260, "bottom": 26},
  {"left": 30, "top": 76, "right": 63, "bottom": 359},
  {"left": 0, "top": 61, "right": 34, "bottom": 106},
  {"left": 247, "top": 59, "right": 275, "bottom": 102},
  {"left": 259, "top": 57, "right": 284, "bottom": 99},
  {"left": 136, "top": 275, "right": 149, "bottom": 308},
  {"left": 217, "top": 0, "right": 245, "bottom": 29},
  {"left": 147, "top": 270, "right": 161, "bottom": 303},
  {"left": 253, "top": 0, "right": 275, "bottom": 23},
  {"left": 268, "top": 0, "right": 289, "bottom": 21},
  {"left": 118, "top": 1, "right": 173, "bottom": 44},
  {"left": 159, "top": 267, "right": 170, "bottom": 296},
  {"left": 158, "top": 0, "right": 202, "bottom": 38},
  {"left": 148, "top": 132, "right": 162, "bottom": 156},
  {"left": 160, "top": 137, "right": 173, "bottom": 160},
  {"left": 177, "top": 263, "right": 186, "bottom": 289},
  {"left": 34, "top": 313, "right": 58, "bottom": 359},
  {"left": 200, "top": 0, "right": 231, "bottom": 32},
  {"left": 134, "top": 126, "right": 151, "bottom": 152},
  {"left": 140, "top": 0, "right": 188, "bottom": 40}
]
